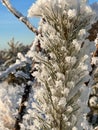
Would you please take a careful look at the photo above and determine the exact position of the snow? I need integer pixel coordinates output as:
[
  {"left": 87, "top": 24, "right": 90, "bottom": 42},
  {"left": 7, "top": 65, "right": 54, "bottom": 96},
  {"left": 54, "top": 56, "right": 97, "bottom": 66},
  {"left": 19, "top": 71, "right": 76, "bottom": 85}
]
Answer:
[
  {"left": 0, "top": 61, "right": 26, "bottom": 80},
  {"left": 0, "top": 52, "right": 32, "bottom": 81},
  {"left": 68, "top": 9, "right": 77, "bottom": 18},
  {"left": 89, "top": 96, "right": 98, "bottom": 108},
  {"left": 95, "top": 34, "right": 98, "bottom": 45},
  {"left": 0, "top": 82, "right": 24, "bottom": 129},
  {"left": 15, "top": 71, "right": 30, "bottom": 79},
  {"left": 72, "top": 127, "right": 78, "bottom": 130}
]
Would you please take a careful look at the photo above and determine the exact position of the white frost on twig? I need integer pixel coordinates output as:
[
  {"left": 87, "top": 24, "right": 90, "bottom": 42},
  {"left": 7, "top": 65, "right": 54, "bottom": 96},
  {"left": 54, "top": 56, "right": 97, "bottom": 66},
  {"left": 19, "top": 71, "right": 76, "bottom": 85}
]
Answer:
[
  {"left": 15, "top": 71, "right": 30, "bottom": 79},
  {"left": 0, "top": 62, "right": 25, "bottom": 80}
]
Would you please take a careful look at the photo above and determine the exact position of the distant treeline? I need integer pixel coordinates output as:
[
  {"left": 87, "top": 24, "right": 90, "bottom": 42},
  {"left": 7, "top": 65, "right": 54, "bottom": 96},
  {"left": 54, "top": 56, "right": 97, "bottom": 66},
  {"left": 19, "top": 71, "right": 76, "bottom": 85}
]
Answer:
[{"left": 0, "top": 38, "right": 31, "bottom": 65}]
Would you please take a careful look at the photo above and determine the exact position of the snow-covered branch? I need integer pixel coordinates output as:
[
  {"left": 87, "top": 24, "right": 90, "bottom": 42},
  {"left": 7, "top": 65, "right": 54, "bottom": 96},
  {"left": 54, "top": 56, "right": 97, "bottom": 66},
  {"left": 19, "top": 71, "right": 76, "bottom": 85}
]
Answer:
[
  {"left": 0, "top": 53, "right": 32, "bottom": 81},
  {"left": 1, "top": 0, "right": 38, "bottom": 35},
  {"left": 0, "top": 61, "right": 26, "bottom": 80}
]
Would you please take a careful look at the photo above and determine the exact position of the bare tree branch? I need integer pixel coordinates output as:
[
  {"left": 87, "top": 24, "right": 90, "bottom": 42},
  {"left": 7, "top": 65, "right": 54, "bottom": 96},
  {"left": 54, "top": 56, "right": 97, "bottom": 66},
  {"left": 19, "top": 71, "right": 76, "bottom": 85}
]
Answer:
[{"left": 1, "top": 0, "right": 39, "bottom": 35}]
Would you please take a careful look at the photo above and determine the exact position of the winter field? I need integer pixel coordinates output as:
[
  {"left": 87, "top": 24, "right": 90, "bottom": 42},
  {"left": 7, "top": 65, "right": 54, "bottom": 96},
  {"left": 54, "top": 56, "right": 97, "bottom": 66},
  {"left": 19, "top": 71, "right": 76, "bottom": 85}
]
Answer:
[{"left": 0, "top": 0, "right": 98, "bottom": 130}]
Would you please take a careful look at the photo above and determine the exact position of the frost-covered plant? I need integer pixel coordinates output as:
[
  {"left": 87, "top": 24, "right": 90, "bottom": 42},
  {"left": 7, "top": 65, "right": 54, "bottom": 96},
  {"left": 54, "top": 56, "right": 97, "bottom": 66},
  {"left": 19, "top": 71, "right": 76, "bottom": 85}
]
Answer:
[
  {"left": 26, "top": 0, "right": 96, "bottom": 129},
  {"left": 0, "top": 0, "right": 97, "bottom": 130},
  {"left": 0, "top": 52, "right": 33, "bottom": 130},
  {"left": 0, "top": 82, "right": 24, "bottom": 130}
]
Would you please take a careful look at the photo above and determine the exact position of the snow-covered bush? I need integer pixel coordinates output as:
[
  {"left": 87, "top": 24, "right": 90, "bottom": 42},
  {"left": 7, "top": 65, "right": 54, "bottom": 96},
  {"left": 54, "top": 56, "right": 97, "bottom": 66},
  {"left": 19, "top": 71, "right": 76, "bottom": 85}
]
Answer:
[{"left": 0, "top": 82, "right": 24, "bottom": 130}]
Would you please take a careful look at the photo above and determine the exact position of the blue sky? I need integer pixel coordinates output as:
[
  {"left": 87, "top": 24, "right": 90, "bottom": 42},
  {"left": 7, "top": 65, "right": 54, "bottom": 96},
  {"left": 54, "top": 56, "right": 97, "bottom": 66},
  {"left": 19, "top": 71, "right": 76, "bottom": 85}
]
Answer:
[
  {"left": 89, "top": 0, "right": 98, "bottom": 3},
  {"left": 0, "top": 0, "right": 38, "bottom": 49},
  {"left": 0, "top": 0, "right": 97, "bottom": 49}
]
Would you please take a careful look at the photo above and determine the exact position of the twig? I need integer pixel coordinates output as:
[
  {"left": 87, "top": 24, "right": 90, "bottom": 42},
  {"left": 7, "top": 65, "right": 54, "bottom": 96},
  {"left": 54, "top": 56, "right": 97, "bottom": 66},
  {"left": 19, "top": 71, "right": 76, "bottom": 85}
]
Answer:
[
  {"left": 1, "top": 0, "right": 39, "bottom": 35},
  {"left": 13, "top": 75, "right": 34, "bottom": 130}
]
